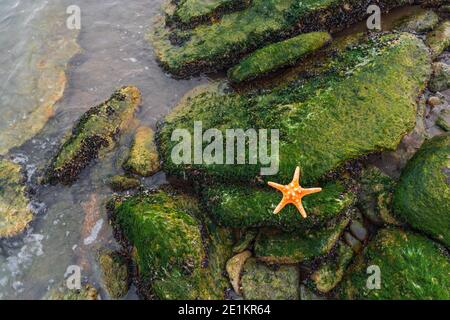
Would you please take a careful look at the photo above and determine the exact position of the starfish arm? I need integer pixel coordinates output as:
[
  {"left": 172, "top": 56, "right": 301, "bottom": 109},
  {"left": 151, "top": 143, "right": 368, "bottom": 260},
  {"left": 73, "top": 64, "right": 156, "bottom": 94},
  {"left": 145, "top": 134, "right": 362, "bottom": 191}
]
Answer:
[
  {"left": 268, "top": 181, "right": 286, "bottom": 192},
  {"left": 291, "top": 166, "right": 301, "bottom": 185},
  {"left": 273, "top": 198, "right": 288, "bottom": 214},
  {"left": 302, "top": 187, "right": 322, "bottom": 196},
  {"left": 294, "top": 201, "right": 308, "bottom": 219}
]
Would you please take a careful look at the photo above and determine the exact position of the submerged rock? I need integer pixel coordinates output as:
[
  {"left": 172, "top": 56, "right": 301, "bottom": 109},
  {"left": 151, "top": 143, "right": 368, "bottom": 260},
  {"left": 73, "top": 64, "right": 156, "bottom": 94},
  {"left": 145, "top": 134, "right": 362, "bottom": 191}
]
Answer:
[
  {"left": 430, "top": 62, "right": 450, "bottom": 92},
  {"left": 204, "top": 181, "right": 354, "bottom": 231},
  {"left": 152, "top": 0, "right": 415, "bottom": 76},
  {"left": 109, "top": 175, "right": 141, "bottom": 192},
  {"left": 0, "top": 159, "right": 32, "bottom": 238},
  {"left": 338, "top": 228, "right": 450, "bottom": 300},
  {"left": 426, "top": 20, "right": 450, "bottom": 58},
  {"left": 228, "top": 32, "right": 331, "bottom": 83},
  {"left": 110, "top": 189, "right": 233, "bottom": 299},
  {"left": 158, "top": 33, "right": 431, "bottom": 185},
  {"left": 99, "top": 250, "right": 129, "bottom": 299},
  {"left": 394, "top": 9, "right": 439, "bottom": 32},
  {"left": 46, "top": 86, "right": 141, "bottom": 185},
  {"left": 240, "top": 258, "right": 299, "bottom": 300},
  {"left": 310, "top": 241, "right": 354, "bottom": 294},
  {"left": 254, "top": 218, "right": 349, "bottom": 264},
  {"left": 393, "top": 135, "right": 450, "bottom": 247},
  {"left": 123, "top": 126, "right": 160, "bottom": 177}
]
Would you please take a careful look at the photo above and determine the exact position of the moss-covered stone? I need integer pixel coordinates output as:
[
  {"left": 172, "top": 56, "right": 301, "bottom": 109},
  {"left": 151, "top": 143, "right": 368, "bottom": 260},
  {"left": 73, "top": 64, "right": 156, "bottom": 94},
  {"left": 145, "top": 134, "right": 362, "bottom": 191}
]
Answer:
[
  {"left": 232, "top": 229, "right": 258, "bottom": 253},
  {"left": 426, "top": 20, "right": 450, "bottom": 58},
  {"left": 310, "top": 241, "right": 354, "bottom": 293},
  {"left": 123, "top": 126, "right": 160, "bottom": 177},
  {"left": 436, "top": 109, "right": 450, "bottom": 132},
  {"left": 47, "top": 86, "right": 141, "bottom": 185},
  {"left": 109, "top": 175, "right": 141, "bottom": 192},
  {"left": 0, "top": 159, "right": 32, "bottom": 238},
  {"left": 254, "top": 217, "right": 349, "bottom": 264},
  {"left": 394, "top": 9, "right": 439, "bottom": 32},
  {"left": 204, "top": 181, "right": 354, "bottom": 231},
  {"left": 99, "top": 250, "right": 129, "bottom": 299},
  {"left": 430, "top": 62, "right": 450, "bottom": 92},
  {"left": 151, "top": 0, "right": 414, "bottom": 76},
  {"left": 357, "top": 166, "right": 400, "bottom": 226},
  {"left": 393, "top": 135, "right": 450, "bottom": 247},
  {"left": 110, "top": 189, "right": 232, "bottom": 299},
  {"left": 241, "top": 258, "right": 299, "bottom": 300},
  {"left": 158, "top": 33, "right": 431, "bottom": 185},
  {"left": 46, "top": 284, "right": 99, "bottom": 300},
  {"left": 338, "top": 228, "right": 450, "bottom": 300},
  {"left": 228, "top": 32, "right": 331, "bottom": 83}
]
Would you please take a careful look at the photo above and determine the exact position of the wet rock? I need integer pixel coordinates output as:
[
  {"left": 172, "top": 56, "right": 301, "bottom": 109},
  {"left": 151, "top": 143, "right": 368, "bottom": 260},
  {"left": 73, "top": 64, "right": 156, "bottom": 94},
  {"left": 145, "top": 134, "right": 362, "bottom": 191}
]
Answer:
[
  {"left": 426, "top": 20, "right": 450, "bottom": 59},
  {"left": 232, "top": 229, "right": 258, "bottom": 253},
  {"left": 430, "top": 62, "right": 450, "bottom": 92},
  {"left": 241, "top": 258, "right": 299, "bottom": 300},
  {"left": 428, "top": 95, "right": 442, "bottom": 107},
  {"left": 393, "top": 135, "right": 450, "bottom": 247},
  {"left": 109, "top": 188, "right": 233, "bottom": 299},
  {"left": 436, "top": 109, "right": 450, "bottom": 131},
  {"left": 338, "top": 228, "right": 450, "bottom": 299},
  {"left": 152, "top": 0, "right": 417, "bottom": 76},
  {"left": 46, "top": 284, "right": 99, "bottom": 300},
  {"left": 226, "top": 250, "right": 252, "bottom": 295},
  {"left": 343, "top": 232, "right": 362, "bottom": 253},
  {"left": 299, "top": 284, "right": 325, "bottom": 300},
  {"left": 228, "top": 32, "right": 331, "bottom": 83},
  {"left": 0, "top": 159, "right": 32, "bottom": 238},
  {"left": 159, "top": 33, "right": 431, "bottom": 185},
  {"left": 394, "top": 9, "right": 439, "bottom": 33},
  {"left": 123, "top": 126, "right": 160, "bottom": 177},
  {"left": 349, "top": 220, "right": 367, "bottom": 242},
  {"left": 99, "top": 250, "right": 129, "bottom": 299},
  {"left": 109, "top": 175, "right": 141, "bottom": 192},
  {"left": 46, "top": 86, "right": 141, "bottom": 185},
  {"left": 357, "top": 166, "right": 401, "bottom": 226},
  {"left": 254, "top": 218, "right": 349, "bottom": 264},
  {"left": 310, "top": 241, "right": 354, "bottom": 294},
  {"left": 204, "top": 182, "right": 354, "bottom": 232}
]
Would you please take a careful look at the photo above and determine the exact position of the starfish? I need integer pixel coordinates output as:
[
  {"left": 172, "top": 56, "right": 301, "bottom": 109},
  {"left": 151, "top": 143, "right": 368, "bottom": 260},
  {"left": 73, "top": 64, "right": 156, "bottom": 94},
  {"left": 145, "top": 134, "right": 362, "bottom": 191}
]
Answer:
[{"left": 268, "top": 166, "right": 322, "bottom": 218}]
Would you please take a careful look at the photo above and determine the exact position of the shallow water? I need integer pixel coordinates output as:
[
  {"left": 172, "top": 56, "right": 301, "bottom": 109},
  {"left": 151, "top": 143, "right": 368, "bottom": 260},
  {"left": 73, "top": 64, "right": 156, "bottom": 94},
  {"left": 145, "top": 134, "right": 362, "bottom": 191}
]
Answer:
[{"left": 0, "top": 0, "right": 206, "bottom": 299}]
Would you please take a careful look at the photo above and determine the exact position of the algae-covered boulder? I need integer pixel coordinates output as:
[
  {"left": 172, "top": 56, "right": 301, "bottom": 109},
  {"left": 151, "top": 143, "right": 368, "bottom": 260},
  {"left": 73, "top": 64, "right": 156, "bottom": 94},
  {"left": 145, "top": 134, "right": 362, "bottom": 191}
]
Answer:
[
  {"left": 204, "top": 181, "right": 354, "bottom": 231},
  {"left": 109, "top": 175, "right": 141, "bottom": 192},
  {"left": 159, "top": 33, "right": 431, "bottom": 185},
  {"left": 0, "top": 159, "right": 32, "bottom": 238},
  {"left": 110, "top": 189, "right": 232, "bottom": 299},
  {"left": 228, "top": 32, "right": 331, "bottom": 83},
  {"left": 123, "top": 126, "right": 160, "bottom": 177},
  {"left": 430, "top": 62, "right": 450, "bottom": 92},
  {"left": 393, "top": 135, "right": 450, "bottom": 247},
  {"left": 99, "top": 250, "right": 129, "bottom": 299},
  {"left": 426, "top": 20, "right": 450, "bottom": 58},
  {"left": 437, "top": 109, "right": 450, "bottom": 132},
  {"left": 241, "top": 258, "right": 299, "bottom": 300},
  {"left": 394, "top": 9, "right": 439, "bottom": 32},
  {"left": 357, "top": 166, "right": 400, "bottom": 226},
  {"left": 310, "top": 241, "right": 354, "bottom": 293},
  {"left": 46, "top": 284, "right": 99, "bottom": 300},
  {"left": 254, "top": 218, "right": 349, "bottom": 264},
  {"left": 152, "top": 0, "right": 413, "bottom": 76},
  {"left": 47, "top": 86, "right": 141, "bottom": 185},
  {"left": 338, "top": 228, "right": 450, "bottom": 300}
]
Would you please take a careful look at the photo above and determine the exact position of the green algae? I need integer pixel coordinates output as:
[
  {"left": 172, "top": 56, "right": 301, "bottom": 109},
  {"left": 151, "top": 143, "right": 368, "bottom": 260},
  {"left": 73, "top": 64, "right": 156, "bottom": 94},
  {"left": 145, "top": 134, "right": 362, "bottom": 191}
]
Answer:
[
  {"left": 393, "top": 135, "right": 450, "bottom": 247},
  {"left": 241, "top": 258, "right": 299, "bottom": 300},
  {"left": 47, "top": 86, "right": 141, "bottom": 185},
  {"left": 46, "top": 284, "right": 99, "bottom": 300},
  {"left": 426, "top": 20, "right": 450, "bottom": 58},
  {"left": 436, "top": 109, "right": 450, "bottom": 132},
  {"left": 99, "top": 250, "right": 129, "bottom": 299},
  {"left": 0, "top": 159, "right": 32, "bottom": 238},
  {"left": 123, "top": 126, "right": 160, "bottom": 177},
  {"left": 203, "top": 181, "right": 354, "bottom": 231},
  {"left": 338, "top": 228, "right": 450, "bottom": 300},
  {"left": 158, "top": 33, "right": 431, "bottom": 185},
  {"left": 111, "top": 189, "right": 232, "bottom": 299},
  {"left": 228, "top": 32, "right": 331, "bottom": 83},
  {"left": 254, "top": 217, "right": 349, "bottom": 264},
  {"left": 109, "top": 175, "right": 141, "bottom": 192}
]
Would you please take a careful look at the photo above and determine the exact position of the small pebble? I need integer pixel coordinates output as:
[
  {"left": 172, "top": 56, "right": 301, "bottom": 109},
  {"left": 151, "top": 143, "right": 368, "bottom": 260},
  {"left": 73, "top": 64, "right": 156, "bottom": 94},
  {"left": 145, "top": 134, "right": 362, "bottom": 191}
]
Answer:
[
  {"left": 349, "top": 220, "right": 368, "bottom": 242},
  {"left": 428, "top": 96, "right": 442, "bottom": 107}
]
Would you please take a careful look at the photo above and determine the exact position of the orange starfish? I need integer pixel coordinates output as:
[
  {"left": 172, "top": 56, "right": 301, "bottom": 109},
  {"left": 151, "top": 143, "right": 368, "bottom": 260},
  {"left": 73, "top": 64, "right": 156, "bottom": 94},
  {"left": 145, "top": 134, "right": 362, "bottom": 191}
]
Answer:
[{"left": 268, "top": 166, "right": 322, "bottom": 218}]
